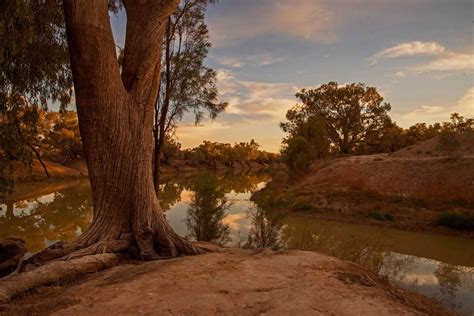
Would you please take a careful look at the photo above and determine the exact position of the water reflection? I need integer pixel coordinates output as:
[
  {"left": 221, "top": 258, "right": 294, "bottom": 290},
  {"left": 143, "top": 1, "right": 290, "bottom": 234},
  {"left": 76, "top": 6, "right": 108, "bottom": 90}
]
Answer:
[
  {"left": 0, "top": 180, "right": 92, "bottom": 253},
  {"left": 241, "top": 207, "right": 285, "bottom": 249},
  {"left": 185, "top": 174, "right": 231, "bottom": 245},
  {"left": 1, "top": 171, "right": 473, "bottom": 314},
  {"left": 278, "top": 216, "right": 474, "bottom": 315}
]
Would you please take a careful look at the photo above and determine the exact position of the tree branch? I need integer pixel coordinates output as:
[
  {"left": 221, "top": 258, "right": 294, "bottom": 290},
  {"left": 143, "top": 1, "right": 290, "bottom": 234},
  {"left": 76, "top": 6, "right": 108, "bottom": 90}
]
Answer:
[
  {"left": 121, "top": 0, "right": 180, "bottom": 104},
  {"left": 63, "top": 0, "right": 124, "bottom": 102}
]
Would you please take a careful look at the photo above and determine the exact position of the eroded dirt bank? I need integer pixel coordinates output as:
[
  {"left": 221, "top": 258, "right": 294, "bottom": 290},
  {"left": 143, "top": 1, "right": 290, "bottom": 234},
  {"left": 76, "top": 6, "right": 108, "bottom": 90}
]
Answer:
[
  {"left": 253, "top": 134, "right": 474, "bottom": 238},
  {"left": 1, "top": 248, "right": 450, "bottom": 315}
]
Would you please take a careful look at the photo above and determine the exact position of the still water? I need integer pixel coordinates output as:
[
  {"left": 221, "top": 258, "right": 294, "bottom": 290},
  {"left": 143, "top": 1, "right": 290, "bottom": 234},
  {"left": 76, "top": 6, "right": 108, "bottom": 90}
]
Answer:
[{"left": 1, "top": 171, "right": 473, "bottom": 314}]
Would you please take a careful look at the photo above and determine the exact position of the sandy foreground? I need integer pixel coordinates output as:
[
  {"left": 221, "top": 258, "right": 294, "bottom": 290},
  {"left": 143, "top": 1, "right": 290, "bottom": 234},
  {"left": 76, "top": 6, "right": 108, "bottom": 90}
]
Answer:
[{"left": 1, "top": 247, "right": 450, "bottom": 315}]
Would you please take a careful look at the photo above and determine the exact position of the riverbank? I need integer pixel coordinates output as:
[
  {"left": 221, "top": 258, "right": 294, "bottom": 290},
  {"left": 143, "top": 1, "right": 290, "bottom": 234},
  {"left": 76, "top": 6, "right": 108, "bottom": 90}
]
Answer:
[
  {"left": 0, "top": 246, "right": 452, "bottom": 315},
  {"left": 252, "top": 134, "right": 474, "bottom": 238},
  {"left": 11, "top": 158, "right": 278, "bottom": 183}
]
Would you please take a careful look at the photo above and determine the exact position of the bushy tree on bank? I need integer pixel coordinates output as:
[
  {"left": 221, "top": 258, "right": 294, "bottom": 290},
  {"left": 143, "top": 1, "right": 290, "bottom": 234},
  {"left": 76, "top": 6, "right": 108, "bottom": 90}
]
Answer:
[
  {"left": 286, "top": 82, "right": 392, "bottom": 155},
  {"left": 280, "top": 82, "right": 473, "bottom": 171},
  {"left": 280, "top": 136, "right": 315, "bottom": 173}
]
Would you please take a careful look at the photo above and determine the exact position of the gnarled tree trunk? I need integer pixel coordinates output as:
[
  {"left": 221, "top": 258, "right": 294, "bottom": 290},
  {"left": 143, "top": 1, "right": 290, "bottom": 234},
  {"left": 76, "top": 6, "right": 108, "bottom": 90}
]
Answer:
[{"left": 59, "top": 0, "right": 201, "bottom": 260}]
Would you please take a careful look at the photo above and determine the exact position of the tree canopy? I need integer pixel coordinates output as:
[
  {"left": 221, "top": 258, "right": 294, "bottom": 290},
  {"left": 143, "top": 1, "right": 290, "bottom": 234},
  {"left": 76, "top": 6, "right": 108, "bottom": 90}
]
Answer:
[
  {"left": 0, "top": 0, "right": 72, "bottom": 200},
  {"left": 283, "top": 82, "right": 391, "bottom": 155}
]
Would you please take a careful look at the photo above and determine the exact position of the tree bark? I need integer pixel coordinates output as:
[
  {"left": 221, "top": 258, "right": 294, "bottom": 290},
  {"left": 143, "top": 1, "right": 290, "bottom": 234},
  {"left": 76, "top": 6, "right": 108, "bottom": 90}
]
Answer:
[
  {"left": 61, "top": 0, "right": 201, "bottom": 260},
  {"left": 153, "top": 17, "right": 173, "bottom": 193}
]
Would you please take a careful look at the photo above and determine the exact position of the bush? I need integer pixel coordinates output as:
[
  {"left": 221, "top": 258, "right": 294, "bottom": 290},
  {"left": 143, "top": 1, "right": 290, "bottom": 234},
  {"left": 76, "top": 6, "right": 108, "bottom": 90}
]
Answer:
[
  {"left": 293, "top": 202, "right": 316, "bottom": 212},
  {"left": 281, "top": 136, "right": 315, "bottom": 173},
  {"left": 437, "top": 131, "right": 460, "bottom": 156},
  {"left": 369, "top": 210, "right": 394, "bottom": 222},
  {"left": 436, "top": 212, "right": 474, "bottom": 230}
]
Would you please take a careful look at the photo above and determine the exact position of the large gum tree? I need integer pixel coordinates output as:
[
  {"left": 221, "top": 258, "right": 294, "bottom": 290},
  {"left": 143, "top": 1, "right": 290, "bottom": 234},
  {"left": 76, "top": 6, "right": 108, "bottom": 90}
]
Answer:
[
  {"left": 56, "top": 0, "right": 203, "bottom": 260},
  {"left": 0, "top": 1, "right": 203, "bottom": 300}
]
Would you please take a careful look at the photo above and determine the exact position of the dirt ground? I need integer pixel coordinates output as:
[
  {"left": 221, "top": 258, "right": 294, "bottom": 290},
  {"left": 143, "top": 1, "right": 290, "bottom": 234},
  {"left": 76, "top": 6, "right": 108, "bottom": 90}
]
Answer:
[
  {"left": 254, "top": 134, "right": 474, "bottom": 237},
  {"left": 0, "top": 248, "right": 450, "bottom": 316}
]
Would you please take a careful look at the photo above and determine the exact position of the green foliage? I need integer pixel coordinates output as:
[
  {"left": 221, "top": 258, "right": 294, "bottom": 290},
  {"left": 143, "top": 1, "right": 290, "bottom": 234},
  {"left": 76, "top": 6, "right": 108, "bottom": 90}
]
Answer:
[
  {"left": 436, "top": 212, "right": 474, "bottom": 230},
  {"left": 161, "top": 136, "right": 182, "bottom": 164},
  {"left": 281, "top": 82, "right": 473, "bottom": 159},
  {"left": 183, "top": 139, "right": 279, "bottom": 167},
  {"left": 0, "top": 0, "right": 72, "bottom": 200},
  {"left": 42, "top": 111, "right": 82, "bottom": 163},
  {"left": 155, "top": 0, "right": 227, "bottom": 144},
  {"left": 368, "top": 210, "right": 395, "bottom": 222},
  {"left": 287, "top": 82, "right": 391, "bottom": 155},
  {"left": 281, "top": 136, "right": 315, "bottom": 173},
  {"left": 281, "top": 111, "right": 330, "bottom": 159}
]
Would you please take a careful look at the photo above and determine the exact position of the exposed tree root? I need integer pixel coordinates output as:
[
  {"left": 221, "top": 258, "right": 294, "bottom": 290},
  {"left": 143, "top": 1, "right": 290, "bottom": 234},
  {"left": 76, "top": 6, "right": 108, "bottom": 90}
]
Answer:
[
  {"left": 0, "top": 236, "right": 206, "bottom": 303},
  {"left": 60, "top": 239, "right": 130, "bottom": 261},
  {"left": 0, "top": 201, "right": 207, "bottom": 303},
  {"left": 0, "top": 253, "right": 120, "bottom": 304}
]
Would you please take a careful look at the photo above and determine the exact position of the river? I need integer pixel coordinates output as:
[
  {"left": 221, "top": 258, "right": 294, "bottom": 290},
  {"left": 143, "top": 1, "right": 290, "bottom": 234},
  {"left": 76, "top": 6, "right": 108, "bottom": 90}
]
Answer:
[{"left": 1, "top": 171, "right": 473, "bottom": 315}]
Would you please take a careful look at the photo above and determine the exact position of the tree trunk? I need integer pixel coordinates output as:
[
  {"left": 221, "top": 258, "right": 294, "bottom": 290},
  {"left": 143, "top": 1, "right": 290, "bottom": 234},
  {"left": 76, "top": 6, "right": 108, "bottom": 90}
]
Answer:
[
  {"left": 61, "top": 0, "right": 201, "bottom": 260},
  {"left": 153, "top": 17, "right": 173, "bottom": 193}
]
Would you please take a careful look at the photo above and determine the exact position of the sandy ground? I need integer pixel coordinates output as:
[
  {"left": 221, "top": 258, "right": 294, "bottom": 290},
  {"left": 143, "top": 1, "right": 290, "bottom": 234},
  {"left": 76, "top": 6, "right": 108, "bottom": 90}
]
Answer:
[{"left": 1, "top": 248, "right": 450, "bottom": 316}]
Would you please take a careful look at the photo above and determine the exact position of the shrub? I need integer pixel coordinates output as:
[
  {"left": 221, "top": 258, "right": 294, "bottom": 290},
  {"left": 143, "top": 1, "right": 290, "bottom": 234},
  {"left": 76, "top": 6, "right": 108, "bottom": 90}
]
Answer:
[
  {"left": 437, "top": 131, "right": 460, "bottom": 157},
  {"left": 281, "top": 136, "right": 315, "bottom": 173},
  {"left": 436, "top": 212, "right": 474, "bottom": 230},
  {"left": 369, "top": 210, "right": 394, "bottom": 222},
  {"left": 293, "top": 202, "right": 316, "bottom": 212}
]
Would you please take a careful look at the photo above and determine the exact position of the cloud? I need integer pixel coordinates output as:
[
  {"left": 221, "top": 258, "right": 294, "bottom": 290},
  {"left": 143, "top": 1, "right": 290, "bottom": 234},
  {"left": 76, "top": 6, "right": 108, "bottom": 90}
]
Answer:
[
  {"left": 457, "top": 87, "right": 474, "bottom": 114},
  {"left": 392, "top": 71, "right": 406, "bottom": 78},
  {"left": 370, "top": 41, "right": 445, "bottom": 64},
  {"left": 175, "top": 69, "right": 296, "bottom": 151},
  {"left": 212, "top": 53, "right": 286, "bottom": 68},
  {"left": 214, "top": 69, "right": 296, "bottom": 120},
  {"left": 208, "top": 0, "right": 336, "bottom": 46},
  {"left": 376, "top": 42, "right": 473, "bottom": 77},
  {"left": 411, "top": 52, "right": 474, "bottom": 73},
  {"left": 392, "top": 87, "right": 474, "bottom": 126}
]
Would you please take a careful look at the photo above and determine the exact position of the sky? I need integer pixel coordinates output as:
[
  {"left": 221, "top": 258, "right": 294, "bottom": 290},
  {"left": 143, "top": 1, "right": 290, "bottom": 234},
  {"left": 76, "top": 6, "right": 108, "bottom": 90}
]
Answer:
[{"left": 110, "top": 0, "right": 474, "bottom": 152}]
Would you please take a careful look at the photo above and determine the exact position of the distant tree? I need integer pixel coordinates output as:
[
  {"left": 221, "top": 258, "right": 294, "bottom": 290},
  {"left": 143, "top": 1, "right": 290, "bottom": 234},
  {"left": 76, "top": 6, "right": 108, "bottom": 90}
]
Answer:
[
  {"left": 290, "top": 82, "right": 391, "bottom": 154},
  {"left": 404, "top": 122, "right": 440, "bottom": 145},
  {"left": 442, "top": 113, "right": 473, "bottom": 133},
  {"left": 153, "top": 0, "right": 227, "bottom": 190},
  {"left": 360, "top": 119, "right": 406, "bottom": 154},
  {"left": 43, "top": 110, "right": 83, "bottom": 163},
  {"left": 161, "top": 136, "right": 182, "bottom": 165}
]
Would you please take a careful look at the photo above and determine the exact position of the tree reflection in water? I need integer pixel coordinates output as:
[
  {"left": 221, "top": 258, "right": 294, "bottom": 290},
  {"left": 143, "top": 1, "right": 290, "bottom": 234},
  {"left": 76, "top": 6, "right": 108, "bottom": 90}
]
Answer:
[
  {"left": 0, "top": 181, "right": 93, "bottom": 252},
  {"left": 434, "top": 263, "right": 463, "bottom": 311},
  {"left": 158, "top": 182, "right": 184, "bottom": 212},
  {"left": 242, "top": 207, "right": 286, "bottom": 249},
  {"left": 185, "top": 174, "right": 231, "bottom": 245}
]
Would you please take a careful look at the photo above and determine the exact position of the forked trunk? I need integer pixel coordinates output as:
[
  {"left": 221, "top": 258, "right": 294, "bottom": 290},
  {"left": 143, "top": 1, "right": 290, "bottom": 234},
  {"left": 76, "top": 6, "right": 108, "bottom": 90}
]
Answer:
[{"left": 61, "top": 0, "right": 200, "bottom": 258}]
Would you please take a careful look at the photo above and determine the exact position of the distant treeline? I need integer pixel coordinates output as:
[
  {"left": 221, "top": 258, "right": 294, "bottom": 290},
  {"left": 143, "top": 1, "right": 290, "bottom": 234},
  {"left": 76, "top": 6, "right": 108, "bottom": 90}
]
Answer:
[
  {"left": 1, "top": 108, "right": 278, "bottom": 170},
  {"left": 161, "top": 138, "right": 280, "bottom": 168}
]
